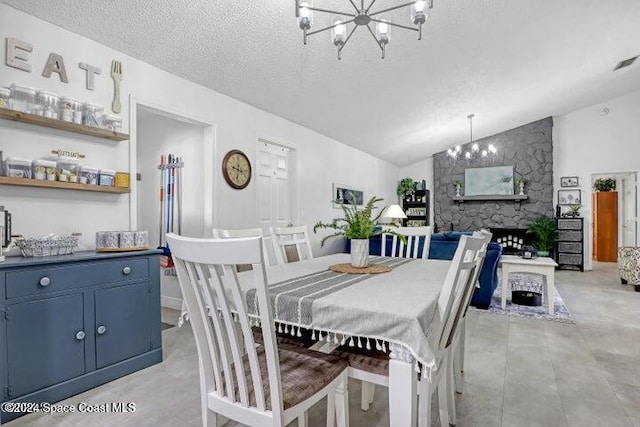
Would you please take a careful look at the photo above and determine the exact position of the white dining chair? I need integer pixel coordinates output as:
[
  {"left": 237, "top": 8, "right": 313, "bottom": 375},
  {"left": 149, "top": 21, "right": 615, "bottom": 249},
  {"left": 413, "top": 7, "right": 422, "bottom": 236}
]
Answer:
[
  {"left": 166, "top": 234, "right": 350, "bottom": 427},
  {"left": 270, "top": 226, "right": 314, "bottom": 265},
  {"left": 452, "top": 231, "right": 492, "bottom": 397},
  {"left": 332, "top": 234, "right": 486, "bottom": 426},
  {"left": 357, "top": 225, "right": 432, "bottom": 410},
  {"left": 213, "top": 227, "right": 275, "bottom": 267},
  {"left": 380, "top": 226, "right": 433, "bottom": 259}
]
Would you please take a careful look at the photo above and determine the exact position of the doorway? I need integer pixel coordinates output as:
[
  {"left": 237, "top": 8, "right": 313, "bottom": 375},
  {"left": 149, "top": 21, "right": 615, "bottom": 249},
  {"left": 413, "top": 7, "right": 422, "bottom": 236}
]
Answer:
[
  {"left": 256, "top": 138, "right": 298, "bottom": 263},
  {"left": 129, "top": 100, "right": 216, "bottom": 309},
  {"left": 591, "top": 172, "right": 637, "bottom": 261}
]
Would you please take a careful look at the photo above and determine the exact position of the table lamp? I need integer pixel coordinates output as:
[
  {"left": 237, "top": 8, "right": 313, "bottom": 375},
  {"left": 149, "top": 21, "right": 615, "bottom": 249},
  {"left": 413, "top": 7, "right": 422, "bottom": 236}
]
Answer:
[{"left": 382, "top": 204, "right": 407, "bottom": 227}]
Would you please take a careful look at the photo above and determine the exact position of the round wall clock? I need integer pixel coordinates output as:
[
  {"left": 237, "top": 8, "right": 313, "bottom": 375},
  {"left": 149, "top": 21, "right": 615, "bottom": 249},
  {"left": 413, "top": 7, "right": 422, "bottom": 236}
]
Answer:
[{"left": 222, "top": 149, "right": 252, "bottom": 189}]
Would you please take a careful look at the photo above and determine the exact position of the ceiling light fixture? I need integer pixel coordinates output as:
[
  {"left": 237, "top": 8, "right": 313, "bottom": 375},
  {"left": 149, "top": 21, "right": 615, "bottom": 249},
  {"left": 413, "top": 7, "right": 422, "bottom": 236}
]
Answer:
[
  {"left": 447, "top": 114, "right": 497, "bottom": 166},
  {"left": 295, "top": 0, "right": 434, "bottom": 60}
]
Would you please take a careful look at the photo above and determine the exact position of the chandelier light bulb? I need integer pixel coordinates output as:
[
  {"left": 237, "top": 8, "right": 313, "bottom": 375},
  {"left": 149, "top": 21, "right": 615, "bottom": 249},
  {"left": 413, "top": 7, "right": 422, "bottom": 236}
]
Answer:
[
  {"left": 332, "top": 19, "right": 346, "bottom": 46},
  {"left": 455, "top": 145, "right": 461, "bottom": 153},
  {"left": 488, "top": 144, "right": 497, "bottom": 154},
  {"left": 411, "top": 0, "right": 428, "bottom": 25},
  {"left": 471, "top": 143, "right": 479, "bottom": 152},
  {"left": 298, "top": 2, "right": 313, "bottom": 30},
  {"left": 447, "top": 148, "right": 453, "bottom": 156},
  {"left": 481, "top": 150, "right": 488, "bottom": 157},
  {"left": 465, "top": 151, "right": 471, "bottom": 160},
  {"left": 376, "top": 19, "right": 390, "bottom": 44}
]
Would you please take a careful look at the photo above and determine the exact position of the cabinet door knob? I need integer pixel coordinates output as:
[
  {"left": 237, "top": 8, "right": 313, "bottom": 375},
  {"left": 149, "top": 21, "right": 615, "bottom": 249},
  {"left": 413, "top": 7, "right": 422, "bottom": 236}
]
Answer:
[
  {"left": 97, "top": 325, "right": 107, "bottom": 335},
  {"left": 39, "top": 277, "right": 51, "bottom": 287},
  {"left": 76, "top": 331, "right": 86, "bottom": 340},
  {"left": 122, "top": 266, "right": 132, "bottom": 275}
]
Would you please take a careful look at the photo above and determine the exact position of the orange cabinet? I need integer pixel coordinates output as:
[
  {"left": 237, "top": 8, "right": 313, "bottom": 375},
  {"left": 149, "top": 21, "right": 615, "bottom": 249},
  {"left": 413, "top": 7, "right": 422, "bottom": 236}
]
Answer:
[{"left": 592, "top": 191, "right": 618, "bottom": 262}]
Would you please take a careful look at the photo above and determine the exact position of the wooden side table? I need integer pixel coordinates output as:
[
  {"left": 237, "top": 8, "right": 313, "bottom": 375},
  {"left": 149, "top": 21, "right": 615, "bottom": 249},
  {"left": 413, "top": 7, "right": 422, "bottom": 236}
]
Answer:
[{"left": 500, "top": 255, "right": 559, "bottom": 314}]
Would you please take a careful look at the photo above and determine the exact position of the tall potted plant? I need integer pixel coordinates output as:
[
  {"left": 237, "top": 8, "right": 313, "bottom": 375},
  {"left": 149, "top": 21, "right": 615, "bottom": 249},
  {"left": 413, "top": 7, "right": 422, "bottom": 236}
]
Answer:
[
  {"left": 314, "top": 195, "right": 406, "bottom": 268},
  {"left": 527, "top": 216, "right": 558, "bottom": 257}
]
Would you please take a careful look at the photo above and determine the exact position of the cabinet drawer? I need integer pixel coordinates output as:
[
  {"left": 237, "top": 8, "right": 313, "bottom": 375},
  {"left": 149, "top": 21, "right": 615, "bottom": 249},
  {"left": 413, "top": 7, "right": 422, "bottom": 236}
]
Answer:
[
  {"left": 558, "top": 230, "right": 582, "bottom": 242},
  {"left": 558, "top": 253, "right": 583, "bottom": 265},
  {"left": 557, "top": 219, "right": 582, "bottom": 230},
  {"left": 5, "top": 258, "right": 149, "bottom": 299},
  {"left": 558, "top": 242, "right": 583, "bottom": 253}
]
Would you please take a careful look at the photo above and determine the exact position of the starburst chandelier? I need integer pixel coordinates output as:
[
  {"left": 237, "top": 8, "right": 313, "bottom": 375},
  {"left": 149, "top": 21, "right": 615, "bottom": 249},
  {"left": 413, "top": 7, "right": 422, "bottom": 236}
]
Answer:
[{"left": 295, "top": 0, "right": 434, "bottom": 59}]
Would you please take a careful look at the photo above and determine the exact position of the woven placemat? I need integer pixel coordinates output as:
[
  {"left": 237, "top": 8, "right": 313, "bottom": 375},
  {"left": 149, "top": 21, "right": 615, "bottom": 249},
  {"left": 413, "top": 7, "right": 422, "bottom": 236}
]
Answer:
[{"left": 329, "top": 263, "right": 391, "bottom": 274}]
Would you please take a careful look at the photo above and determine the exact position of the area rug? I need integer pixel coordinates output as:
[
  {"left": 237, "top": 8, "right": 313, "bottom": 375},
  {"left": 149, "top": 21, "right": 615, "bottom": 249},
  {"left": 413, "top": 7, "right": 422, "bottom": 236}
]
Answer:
[{"left": 471, "top": 273, "right": 575, "bottom": 323}]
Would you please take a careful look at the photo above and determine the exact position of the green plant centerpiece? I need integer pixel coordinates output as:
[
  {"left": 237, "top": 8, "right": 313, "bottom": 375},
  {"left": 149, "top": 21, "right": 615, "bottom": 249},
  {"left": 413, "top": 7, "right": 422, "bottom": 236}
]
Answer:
[
  {"left": 593, "top": 178, "right": 616, "bottom": 192},
  {"left": 515, "top": 176, "right": 528, "bottom": 195},
  {"left": 515, "top": 176, "right": 528, "bottom": 185},
  {"left": 527, "top": 216, "right": 558, "bottom": 257},
  {"left": 397, "top": 178, "right": 416, "bottom": 200},
  {"left": 314, "top": 195, "right": 406, "bottom": 268}
]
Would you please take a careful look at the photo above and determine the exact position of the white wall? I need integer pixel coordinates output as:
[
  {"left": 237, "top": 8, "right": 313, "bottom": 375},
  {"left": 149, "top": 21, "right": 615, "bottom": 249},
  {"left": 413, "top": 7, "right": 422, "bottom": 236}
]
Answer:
[
  {"left": 0, "top": 4, "right": 399, "bottom": 255},
  {"left": 398, "top": 157, "right": 435, "bottom": 227},
  {"left": 553, "top": 89, "right": 640, "bottom": 270}
]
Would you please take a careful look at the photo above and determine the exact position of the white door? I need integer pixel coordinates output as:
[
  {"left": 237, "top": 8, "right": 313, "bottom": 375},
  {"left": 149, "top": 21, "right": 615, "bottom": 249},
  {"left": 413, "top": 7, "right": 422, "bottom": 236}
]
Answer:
[
  {"left": 257, "top": 139, "right": 292, "bottom": 236},
  {"left": 620, "top": 173, "right": 637, "bottom": 247}
]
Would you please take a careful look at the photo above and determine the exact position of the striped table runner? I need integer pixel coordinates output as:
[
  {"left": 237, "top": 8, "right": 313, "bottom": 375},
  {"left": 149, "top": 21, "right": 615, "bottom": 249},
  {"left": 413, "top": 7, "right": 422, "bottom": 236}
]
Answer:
[{"left": 246, "top": 256, "right": 412, "bottom": 327}]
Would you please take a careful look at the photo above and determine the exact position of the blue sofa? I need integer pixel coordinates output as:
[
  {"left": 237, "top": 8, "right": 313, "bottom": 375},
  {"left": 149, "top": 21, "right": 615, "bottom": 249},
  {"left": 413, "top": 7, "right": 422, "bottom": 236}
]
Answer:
[
  {"left": 429, "top": 232, "right": 503, "bottom": 309},
  {"left": 346, "top": 231, "right": 502, "bottom": 309}
]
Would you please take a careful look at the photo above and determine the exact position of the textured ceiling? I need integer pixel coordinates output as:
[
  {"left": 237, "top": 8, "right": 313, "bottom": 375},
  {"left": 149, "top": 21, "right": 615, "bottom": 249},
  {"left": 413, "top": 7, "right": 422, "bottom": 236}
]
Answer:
[{"left": 3, "top": 0, "right": 640, "bottom": 165}]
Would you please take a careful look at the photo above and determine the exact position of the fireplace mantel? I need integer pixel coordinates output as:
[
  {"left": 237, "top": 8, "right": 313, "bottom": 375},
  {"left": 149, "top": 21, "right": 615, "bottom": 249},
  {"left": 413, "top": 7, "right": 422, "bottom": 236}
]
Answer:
[
  {"left": 453, "top": 194, "right": 528, "bottom": 210},
  {"left": 452, "top": 195, "right": 528, "bottom": 201}
]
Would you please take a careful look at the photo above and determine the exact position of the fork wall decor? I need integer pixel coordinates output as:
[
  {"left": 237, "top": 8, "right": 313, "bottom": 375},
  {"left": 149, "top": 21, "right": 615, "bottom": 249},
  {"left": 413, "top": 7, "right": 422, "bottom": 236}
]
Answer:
[{"left": 110, "top": 60, "right": 123, "bottom": 113}]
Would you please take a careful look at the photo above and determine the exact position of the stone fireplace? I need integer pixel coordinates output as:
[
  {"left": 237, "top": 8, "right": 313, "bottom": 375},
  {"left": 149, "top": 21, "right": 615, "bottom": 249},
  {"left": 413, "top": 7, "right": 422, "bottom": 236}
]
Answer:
[{"left": 432, "top": 117, "right": 555, "bottom": 231}]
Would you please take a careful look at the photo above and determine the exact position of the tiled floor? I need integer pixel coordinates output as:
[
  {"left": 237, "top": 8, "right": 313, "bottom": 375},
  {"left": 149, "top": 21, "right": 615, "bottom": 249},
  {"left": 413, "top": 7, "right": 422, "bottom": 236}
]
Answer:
[{"left": 6, "top": 262, "right": 640, "bottom": 426}]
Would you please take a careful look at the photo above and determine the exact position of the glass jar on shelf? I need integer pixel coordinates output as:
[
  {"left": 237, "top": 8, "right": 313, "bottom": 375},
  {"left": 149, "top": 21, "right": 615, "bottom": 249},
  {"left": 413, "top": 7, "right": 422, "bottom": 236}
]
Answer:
[
  {"left": 9, "top": 84, "right": 36, "bottom": 114},
  {"left": 35, "top": 91, "right": 60, "bottom": 119},
  {"left": 82, "top": 103, "right": 104, "bottom": 128},
  {"left": 60, "top": 97, "right": 82, "bottom": 123},
  {"left": 102, "top": 114, "right": 122, "bottom": 132},
  {"left": 0, "top": 87, "right": 10, "bottom": 109}
]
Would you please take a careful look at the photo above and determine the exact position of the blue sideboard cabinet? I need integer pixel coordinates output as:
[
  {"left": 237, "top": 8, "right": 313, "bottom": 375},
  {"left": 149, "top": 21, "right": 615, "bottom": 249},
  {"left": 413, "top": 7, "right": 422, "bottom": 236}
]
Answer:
[{"left": 0, "top": 250, "right": 163, "bottom": 423}]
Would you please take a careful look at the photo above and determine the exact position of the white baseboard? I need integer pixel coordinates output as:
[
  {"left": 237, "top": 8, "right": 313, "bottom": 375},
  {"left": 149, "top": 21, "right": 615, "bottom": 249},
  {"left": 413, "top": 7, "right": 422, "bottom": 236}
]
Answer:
[{"left": 161, "top": 295, "right": 183, "bottom": 310}]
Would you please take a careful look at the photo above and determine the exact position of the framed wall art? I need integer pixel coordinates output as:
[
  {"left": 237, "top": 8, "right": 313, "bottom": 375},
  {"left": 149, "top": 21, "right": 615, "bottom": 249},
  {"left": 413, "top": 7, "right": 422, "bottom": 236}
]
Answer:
[
  {"left": 558, "top": 189, "right": 581, "bottom": 205},
  {"left": 560, "top": 176, "right": 579, "bottom": 187},
  {"left": 464, "top": 165, "right": 514, "bottom": 196},
  {"left": 332, "top": 183, "right": 364, "bottom": 208}
]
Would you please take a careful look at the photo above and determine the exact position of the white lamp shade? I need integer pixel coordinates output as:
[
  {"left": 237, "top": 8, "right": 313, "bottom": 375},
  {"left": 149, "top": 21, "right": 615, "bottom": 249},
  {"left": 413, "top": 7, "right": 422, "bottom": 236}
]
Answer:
[{"left": 382, "top": 204, "right": 407, "bottom": 220}]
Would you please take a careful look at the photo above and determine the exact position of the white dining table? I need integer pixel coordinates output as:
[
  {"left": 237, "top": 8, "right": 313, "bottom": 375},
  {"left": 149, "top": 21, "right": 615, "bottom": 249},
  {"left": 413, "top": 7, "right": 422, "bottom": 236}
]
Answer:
[{"left": 179, "top": 253, "right": 451, "bottom": 427}]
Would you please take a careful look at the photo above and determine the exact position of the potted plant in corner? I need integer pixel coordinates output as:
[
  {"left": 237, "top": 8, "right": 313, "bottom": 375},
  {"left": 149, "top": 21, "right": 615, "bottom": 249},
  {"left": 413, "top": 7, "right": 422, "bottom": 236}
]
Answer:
[
  {"left": 527, "top": 216, "right": 558, "bottom": 257},
  {"left": 515, "top": 176, "right": 528, "bottom": 195},
  {"left": 314, "top": 195, "right": 406, "bottom": 268},
  {"left": 397, "top": 178, "right": 416, "bottom": 202},
  {"left": 593, "top": 177, "right": 616, "bottom": 192}
]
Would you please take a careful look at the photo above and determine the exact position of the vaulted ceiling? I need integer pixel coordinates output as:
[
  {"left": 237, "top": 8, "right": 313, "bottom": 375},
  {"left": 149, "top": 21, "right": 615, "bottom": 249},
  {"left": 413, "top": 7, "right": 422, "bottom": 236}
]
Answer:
[{"left": 3, "top": 0, "right": 639, "bottom": 165}]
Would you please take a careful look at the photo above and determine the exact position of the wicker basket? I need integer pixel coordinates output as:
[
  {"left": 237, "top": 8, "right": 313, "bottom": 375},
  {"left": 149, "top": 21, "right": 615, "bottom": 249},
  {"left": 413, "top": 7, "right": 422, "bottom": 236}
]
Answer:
[{"left": 14, "top": 235, "right": 80, "bottom": 257}]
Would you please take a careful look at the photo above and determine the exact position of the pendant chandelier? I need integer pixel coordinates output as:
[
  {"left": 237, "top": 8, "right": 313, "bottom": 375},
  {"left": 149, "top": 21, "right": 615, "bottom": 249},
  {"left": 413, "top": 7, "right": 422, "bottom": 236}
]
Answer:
[
  {"left": 447, "top": 114, "right": 497, "bottom": 166},
  {"left": 295, "top": 0, "right": 434, "bottom": 60}
]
